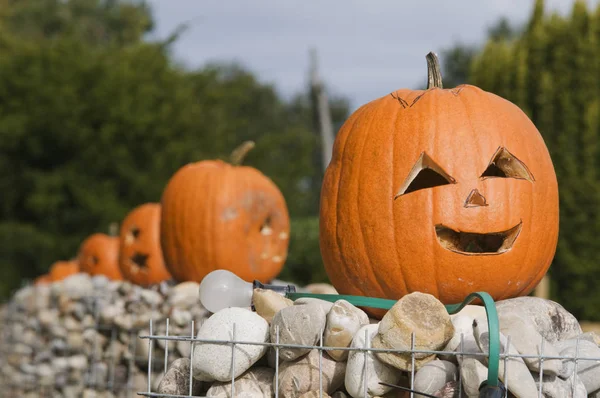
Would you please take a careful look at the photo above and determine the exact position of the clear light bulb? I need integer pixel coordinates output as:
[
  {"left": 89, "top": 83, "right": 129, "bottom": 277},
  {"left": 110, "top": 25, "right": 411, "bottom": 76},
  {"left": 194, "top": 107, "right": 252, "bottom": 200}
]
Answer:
[{"left": 198, "top": 270, "right": 254, "bottom": 313}]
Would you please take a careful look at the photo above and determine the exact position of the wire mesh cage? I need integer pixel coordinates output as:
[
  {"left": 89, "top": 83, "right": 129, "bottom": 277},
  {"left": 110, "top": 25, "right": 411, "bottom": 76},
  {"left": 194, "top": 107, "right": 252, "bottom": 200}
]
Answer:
[
  {"left": 136, "top": 315, "right": 600, "bottom": 398},
  {"left": 0, "top": 280, "right": 202, "bottom": 398}
]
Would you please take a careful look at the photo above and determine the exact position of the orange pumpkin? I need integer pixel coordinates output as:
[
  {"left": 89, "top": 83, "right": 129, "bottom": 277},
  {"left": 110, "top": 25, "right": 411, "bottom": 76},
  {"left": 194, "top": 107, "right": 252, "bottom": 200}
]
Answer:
[
  {"left": 118, "top": 203, "right": 172, "bottom": 286},
  {"left": 161, "top": 141, "right": 290, "bottom": 283},
  {"left": 49, "top": 260, "right": 80, "bottom": 281},
  {"left": 34, "top": 274, "right": 52, "bottom": 285},
  {"left": 77, "top": 233, "right": 123, "bottom": 280},
  {"left": 319, "top": 52, "right": 559, "bottom": 312}
]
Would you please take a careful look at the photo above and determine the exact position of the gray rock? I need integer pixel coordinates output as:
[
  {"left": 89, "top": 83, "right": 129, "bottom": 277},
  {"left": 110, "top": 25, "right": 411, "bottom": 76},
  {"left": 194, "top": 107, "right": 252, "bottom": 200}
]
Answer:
[
  {"left": 168, "top": 281, "right": 200, "bottom": 307},
  {"left": 533, "top": 374, "right": 587, "bottom": 398},
  {"left": 207, "top": 367, "right": 274, "bottom": 397},
  {"left": 495, "top": 297, "right": 582, "bottom": 343},
  {"left": 277, "top": 349, "right": 346, "bottom": 398},
  {"left": 474, "top": 321, "right": 538, "bottom": 398},
  {"left": 294, "top": 297, "right": 335, "bottom": 314},
  {"left": 270, "top": 303, "right": 328, "bottom": 361},
  {"left": 344, "top": 324, "right": 401, "bottom": 398},
  {"left": 157, "top": 358, "right": 202, "bottom": 396},
  {"left": 61, "top": 274, "right": 94, "bottom": 299},
  {"left": 556, "top": 339, "right": 600, "bottom": 394},
  {"left": 413, "top": 359, "right": 457, "bottom": 397},
  {"left": 497, "top": 312, "right": 562, "bottom": 376}
]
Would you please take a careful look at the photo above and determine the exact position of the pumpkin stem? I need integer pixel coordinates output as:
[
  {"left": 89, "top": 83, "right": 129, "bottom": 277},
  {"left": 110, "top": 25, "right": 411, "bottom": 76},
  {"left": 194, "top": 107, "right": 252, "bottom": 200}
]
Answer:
[
  {"left": 230, "top": 141, "right": 256, "bottom": 165},
  {"left": 426, "top": 52, "right": 443, "bottom": 89}
]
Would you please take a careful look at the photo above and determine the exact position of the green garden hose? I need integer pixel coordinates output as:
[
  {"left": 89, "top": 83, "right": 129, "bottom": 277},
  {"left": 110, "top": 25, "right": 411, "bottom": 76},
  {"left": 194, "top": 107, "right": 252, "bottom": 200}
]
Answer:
[{"left": 286, "top": 291, "right": 500, "bottom": 389}]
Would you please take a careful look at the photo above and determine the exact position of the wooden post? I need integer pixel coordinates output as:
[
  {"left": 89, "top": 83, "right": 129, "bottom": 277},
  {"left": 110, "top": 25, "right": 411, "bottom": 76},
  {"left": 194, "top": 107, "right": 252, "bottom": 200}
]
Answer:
[
  {"left": 108, "top": 222, "right": 119, "bottom": 237},
  {"left": 309, "top": 48, "right": 335, "bottom": 172},
  {"left": 533, "top": 274, "right": 550, "bottom": 299}
]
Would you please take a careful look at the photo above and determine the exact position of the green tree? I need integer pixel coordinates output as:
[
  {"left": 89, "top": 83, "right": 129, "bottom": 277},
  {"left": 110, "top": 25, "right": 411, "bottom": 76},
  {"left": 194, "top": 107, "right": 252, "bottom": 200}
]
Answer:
[
  {"left": 471, "top": 0, "right": 600, "bottom": 320},
  {"left": 0, "top": 0, "right": 348, "bottom": 297}
]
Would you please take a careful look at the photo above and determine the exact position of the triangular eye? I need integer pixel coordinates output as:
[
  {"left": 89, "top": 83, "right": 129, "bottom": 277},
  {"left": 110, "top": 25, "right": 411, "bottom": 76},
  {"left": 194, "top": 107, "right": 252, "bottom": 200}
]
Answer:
[
  {"left": 395, "top": 152, "right": 455, "bottom": 198},
  {"left": 481, "top": 147, "right": 535, "bottom": 182}
]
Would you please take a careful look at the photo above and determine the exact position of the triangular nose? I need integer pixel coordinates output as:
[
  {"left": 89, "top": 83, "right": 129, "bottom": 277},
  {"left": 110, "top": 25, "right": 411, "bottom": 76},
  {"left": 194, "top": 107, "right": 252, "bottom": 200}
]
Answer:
[{"left": 465, "top": 189, "right": 488, "bottom": 207}]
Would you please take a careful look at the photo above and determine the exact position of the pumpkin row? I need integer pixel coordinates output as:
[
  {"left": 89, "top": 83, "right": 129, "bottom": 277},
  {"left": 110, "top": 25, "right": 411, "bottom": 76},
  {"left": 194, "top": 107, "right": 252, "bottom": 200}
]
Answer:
[{"left": 36, "top": 141, "right": 291, "bottom": 287}]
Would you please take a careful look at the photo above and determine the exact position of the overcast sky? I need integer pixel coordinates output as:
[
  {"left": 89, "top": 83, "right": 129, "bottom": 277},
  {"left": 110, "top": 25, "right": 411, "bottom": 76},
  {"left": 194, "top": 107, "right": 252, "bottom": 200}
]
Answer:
[{"left": 146, "top": 0, "right": 598, "bottom": 110}]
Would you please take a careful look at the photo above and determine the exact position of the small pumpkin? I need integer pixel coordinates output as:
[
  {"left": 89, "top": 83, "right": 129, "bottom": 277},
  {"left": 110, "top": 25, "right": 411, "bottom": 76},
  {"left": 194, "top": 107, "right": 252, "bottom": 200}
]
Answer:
[
  {"left": 319, "top": 52, "right": 559, "bottom": 313},
  {"left": 118, "top": 203, "right": 172, "bottom": 286},
  {"left": 160, "top": 141, "right": 290, "bottom": 283},
  {"left": 49, "top": 260, "right": 80, "bottom": 281},
  {"left": 77, "top": 233, "right": 123, "bottom": 280},
  {"left": 34, "top": 274, "right": 52, "bottom": 285}
]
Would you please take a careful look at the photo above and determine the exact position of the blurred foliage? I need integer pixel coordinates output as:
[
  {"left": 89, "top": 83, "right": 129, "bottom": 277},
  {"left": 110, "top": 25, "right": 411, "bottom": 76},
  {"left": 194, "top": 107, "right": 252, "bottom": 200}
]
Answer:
[
  {"left": 470, "top": 0, "right": 600, "bottom": 320},
  {"left": 440, "top": 18, "right": 521, "bottom": 88},
  {"left": 0, "top": 0, "right": 349, "bottom": 298},
  {"left": 278, "top": 217, "right": 329, "bottom": 286}
]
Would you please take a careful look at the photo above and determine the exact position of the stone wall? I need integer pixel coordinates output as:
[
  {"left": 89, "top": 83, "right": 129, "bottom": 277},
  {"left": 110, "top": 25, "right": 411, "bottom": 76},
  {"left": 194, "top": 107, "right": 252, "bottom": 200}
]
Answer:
[{"left": 0, "top": 273, "right": 208, "bottom": 398}]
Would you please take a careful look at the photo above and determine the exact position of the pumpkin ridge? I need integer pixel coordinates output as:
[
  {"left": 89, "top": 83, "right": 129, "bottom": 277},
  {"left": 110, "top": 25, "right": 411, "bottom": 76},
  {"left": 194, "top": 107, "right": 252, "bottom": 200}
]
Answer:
[
  {"left": 331, "top": 107, "right": 364, "bottom": 295},
  {"left": 390, "top": 103, "right": 410, "bottom": 297},
  {"left": 356, "top": 103, "right": 390, "bottom": 298},
  {"left": 429, "top": 94, "right": 442, "bottom": 299}
]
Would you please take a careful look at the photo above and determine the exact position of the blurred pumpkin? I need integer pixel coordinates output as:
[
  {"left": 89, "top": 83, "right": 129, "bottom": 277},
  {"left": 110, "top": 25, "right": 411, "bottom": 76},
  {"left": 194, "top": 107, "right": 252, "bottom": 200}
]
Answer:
[
  {"left": 160, "top": 141, "right": 290, "bottom": 283},
  {"left": 319, "top": 52, "right": 559, "bottom": 313},
  {"left": 49, "top": 260, "right": 80, "bottom": 281},
  {"left": 34, "top": 274, "right": 52, "bottom": 285},
  {"left": 118, "top": 203, "right": 172, "bottom": 286},
  {"left": 77, "top": 233, "right": 123, "bottom": 280}
]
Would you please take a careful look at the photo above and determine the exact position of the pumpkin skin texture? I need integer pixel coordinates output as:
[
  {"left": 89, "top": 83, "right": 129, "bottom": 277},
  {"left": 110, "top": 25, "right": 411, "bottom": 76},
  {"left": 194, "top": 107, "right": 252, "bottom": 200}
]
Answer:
[
  {"left": 319, "top": 55, "right": 559, "bottom": 315},
  {"left": 49, "top": 260, "right": 80, "bottom": 281},
  {"left": 77, "top": 233, "right": 123, "bottom": 280},
  {"left": 118, "top": 203, "right": 172, "bottom": 286},
  {"left": 160, "top": 144, "right": 290, "bottom": 284}
]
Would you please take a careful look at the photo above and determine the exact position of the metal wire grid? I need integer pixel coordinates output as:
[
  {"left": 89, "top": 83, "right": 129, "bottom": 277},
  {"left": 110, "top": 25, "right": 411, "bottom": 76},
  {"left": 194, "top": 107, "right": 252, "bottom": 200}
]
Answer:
[
  {"left": 0, "top": 285, "right": 173, "bottom": 398},
  {"left": 137, "top": 317, "right": 600, "bottom": 398}
]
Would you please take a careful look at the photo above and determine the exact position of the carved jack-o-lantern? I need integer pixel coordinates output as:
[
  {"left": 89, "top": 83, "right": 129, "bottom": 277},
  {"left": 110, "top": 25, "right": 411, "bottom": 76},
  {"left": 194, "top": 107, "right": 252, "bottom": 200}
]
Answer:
[
  {"left": 161, "top": 141, "right": 290, "bottom": 283},
  {"left": 118, "top": 203, "right": 172, "bottom": 286},
  {"left": 77, "top": 233, "right": 123, "bottom": 280},
  {"left": 319, "top": 53, "right": 559, "bottom": 310}
]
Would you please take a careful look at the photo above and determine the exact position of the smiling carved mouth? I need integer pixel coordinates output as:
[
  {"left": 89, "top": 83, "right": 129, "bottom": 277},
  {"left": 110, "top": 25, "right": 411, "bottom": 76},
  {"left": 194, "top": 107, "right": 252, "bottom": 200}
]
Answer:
[{"left": 435, "top": 222, "right": 522, "bottom": 255}]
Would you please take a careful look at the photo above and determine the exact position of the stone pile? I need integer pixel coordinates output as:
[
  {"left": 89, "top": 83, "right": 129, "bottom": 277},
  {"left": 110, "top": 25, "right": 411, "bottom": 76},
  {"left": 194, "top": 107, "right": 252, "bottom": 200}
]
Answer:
[
  {"left": 0, "top": 273, "right": 209, "bottom": 398},
  {"left": 157, "top": 291, "right": 600, "bottom": 398}
]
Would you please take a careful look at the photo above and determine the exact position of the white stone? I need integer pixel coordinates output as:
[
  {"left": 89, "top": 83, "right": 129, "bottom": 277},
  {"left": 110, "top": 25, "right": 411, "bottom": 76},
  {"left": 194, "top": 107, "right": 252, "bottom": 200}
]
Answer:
[
  {"left": 460, "top": 357, "right": 488, "bottom": 397},
  {"left": 441, "top": 314, "right": 477, "bottom": 363},
  {"left": 345, "top": 324, "right": 402, "bottom": 398},
  {"left": 192, "top": 307, "right": 269, "bottom": 382},
  {"left": 556, "top": 339, "right": 600, "bottom": 394},
  {"left": 498, "top": 312, "right": 562, "bottom": 376},
  {"left": 413, "top": 359, "right": 457, "bottom": 397},
  {"left": 533, "top": 374, "right": 587, "bottom": 398},
  {"left": 168, "top": 281, "right": 200, "bottom": 307},
  {"left": 324, "top": 300, "right": 369, "bottom": 361},
  {"left": 474, "top": 320, "right": 538, "bottom": 398}
]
